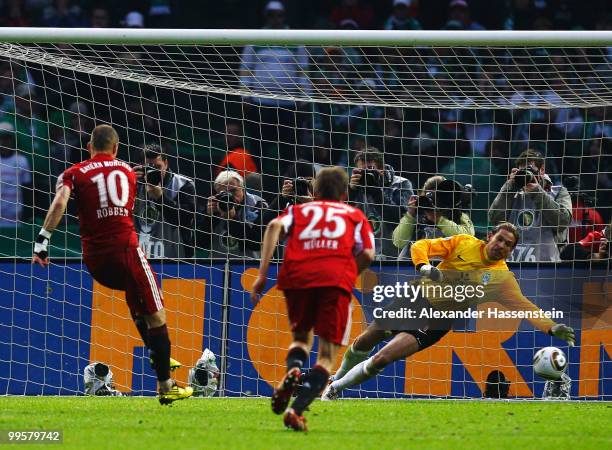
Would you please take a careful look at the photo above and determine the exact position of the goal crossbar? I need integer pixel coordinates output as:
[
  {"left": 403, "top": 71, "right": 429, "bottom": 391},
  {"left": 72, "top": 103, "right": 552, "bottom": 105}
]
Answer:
[{"left": 0, "top": 28, "right": 610, "bottom": 46}]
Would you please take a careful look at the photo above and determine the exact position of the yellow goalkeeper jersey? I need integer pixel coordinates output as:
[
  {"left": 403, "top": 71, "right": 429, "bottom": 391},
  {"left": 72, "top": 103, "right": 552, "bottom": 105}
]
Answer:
[{"left": 410, "top": 234, "right": 556, "bottom": 333}]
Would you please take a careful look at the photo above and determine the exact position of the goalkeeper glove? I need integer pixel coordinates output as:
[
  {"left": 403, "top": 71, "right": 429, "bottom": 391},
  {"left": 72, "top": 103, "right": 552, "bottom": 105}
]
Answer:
[
  {"left": 33, "top": 229, "right": 52, "bottom": 262},
  {"left": 549, "top": 324, "right": 576, "bottom": 347},
  {"left": 418, "top": 264, "right": 444, "bottom": 282}
]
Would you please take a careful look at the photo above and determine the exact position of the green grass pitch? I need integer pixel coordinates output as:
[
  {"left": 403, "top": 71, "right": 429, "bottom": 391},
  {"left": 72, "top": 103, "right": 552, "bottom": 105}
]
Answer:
[{"left": 1, "top": 397, "right": 610, "bottom": 449}]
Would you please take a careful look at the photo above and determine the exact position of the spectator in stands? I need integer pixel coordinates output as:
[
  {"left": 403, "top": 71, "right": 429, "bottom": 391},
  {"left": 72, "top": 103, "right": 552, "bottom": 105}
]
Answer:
[
  {"left": 48, "top": 124, "right": 81, "bottom": 183},
  {"left": 488, "top": 149, "right": 572, "bottom": 262},
  {"left": 41, "top": 0, "right": 84, "bottom": 27},
  {"left": 89, "top": 5, "right": 111, "bottom": 28},
  {"left": 215, "top": 122, "right": 258, "bottom": 179},
  {"left": 505, "top": 0, "right": 542, "bottom": 30},
  {"left": 261, "top": 159, "right": 316, "bottom": 229},
  {"left": 276, "top": 159, "right": 315, "bottom": 207},
  {"left": 584, "top": 107, "right": 611, "bottom": 141},
  {"left": 0, "top": 121, "right": 31, "bottom": 227},
  {"left": 329, "top": 0, "right": 374, "bottom": 29},
  {"left": 384, "top": 0, "right": 421, "bottom": 30},
  {"left": 239, "top": 1, "right": 309, "bottom": 160},
  {"left": 580, "top": 138, "right": 612, "bottom": 225},
  {"left": 206, "top": 169, "right": 268, "bottom": 258},
  {"left": 349, "top": 147, "right": 413, "bottom": 259},
  {"left": 440, "top": 138, "right": 510, "bottom": 233},
  {"left": 147, "top": 0, "right": 174, "bottom": 28},
  {"left": 560, "top": 224, "right": 611, "bottom": 261},
  {"left": 133, "top": 144, "right": 196, "bottom": 258},
  {"left": 0, "top": 0, "right": 30, "bottom": 27},
  {"left": 392, "top": 175, "right": 475, "bottom": 257},
  {"left": 460, "top": 70, "right": 503, "bottom": 156},
  {"left": 122, "top": 11, "right": 144, "bottom": 28},
  {"left": 446, "top": 0, "right": 485, "bottom": 30},
  {"left": 562, "top": 175, "right": 605, "bottom": 243}
]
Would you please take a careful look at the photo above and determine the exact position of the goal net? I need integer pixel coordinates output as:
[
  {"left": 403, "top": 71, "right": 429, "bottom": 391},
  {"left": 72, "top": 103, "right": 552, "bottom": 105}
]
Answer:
[{"left": 0, "top": 29, "right": 610, "bottom": 399}]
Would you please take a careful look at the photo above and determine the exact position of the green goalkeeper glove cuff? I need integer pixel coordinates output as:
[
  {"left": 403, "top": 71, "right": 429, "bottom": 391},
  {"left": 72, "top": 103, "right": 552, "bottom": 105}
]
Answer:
[
  {"left": 549, "top": 324, "right": 576, "bottom": 347},
  {"left": 34, "top": 228, "right": 52, "bottom": 260}
]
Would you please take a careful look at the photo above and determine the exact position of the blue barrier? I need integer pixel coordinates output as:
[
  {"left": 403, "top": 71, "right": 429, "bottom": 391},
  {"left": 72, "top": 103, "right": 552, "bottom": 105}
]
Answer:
[{"left": 0, "top": 262, "right": 609, "bottom": 399}]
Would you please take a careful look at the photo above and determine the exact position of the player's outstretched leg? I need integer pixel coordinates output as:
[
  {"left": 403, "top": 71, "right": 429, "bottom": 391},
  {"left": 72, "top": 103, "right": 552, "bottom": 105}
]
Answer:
[
  {"left": 271, "top": 345, "right": 309, "bottom": 415},
  {"left": 330, "top": 327, "right": 388, "bottom": 382},
  {"left": 327, "top": 332, "right": 419, "bottom": 397}
]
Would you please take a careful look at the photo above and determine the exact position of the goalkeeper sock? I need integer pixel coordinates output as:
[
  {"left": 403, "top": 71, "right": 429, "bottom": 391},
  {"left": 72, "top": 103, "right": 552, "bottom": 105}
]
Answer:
[
  {"left": 331, "top": 356, "right": 382, "bottom": 392},
  {"left": 286, "top": 346, "right": 308, "bottom": 372},
  {"left": 148, "top": 324, "right": 171, "bottom": 382},
  {"left": 291, "top": 364, "right": 329, "bottom": 416},
  {"left": 332, "top": 344, "right": 371, "bottom": 381}
]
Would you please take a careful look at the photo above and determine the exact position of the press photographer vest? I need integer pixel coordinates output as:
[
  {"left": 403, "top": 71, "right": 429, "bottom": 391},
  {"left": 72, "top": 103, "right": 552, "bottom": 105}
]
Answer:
[
  {"left": 507, "top": 186, "right": 562, "bottom": 262},
  {"left": 135, "top": 173, "right": 191, "bottom": 259}
]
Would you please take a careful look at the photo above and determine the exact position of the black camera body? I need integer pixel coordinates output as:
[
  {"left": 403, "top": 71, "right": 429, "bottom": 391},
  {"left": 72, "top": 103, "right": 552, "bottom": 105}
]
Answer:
[
  {"left": 416, "top": 179, "right": 473, "bottom": 223},
  {"left": 513, "top": 166, "right": 539, "bottom": 190},
  {"left": 416, "top": 190, "right": 436, "bottom": 210},
  {"left": 294, "top": 177, "right": 311, "bottom": 197},
  {"left": 143, "top": 165, "right": 163, "bottom": 185},
  {"left": 215, "top": 191, "right": 235, "bottom": 213},
  {"left": 418, "top": 179, "right": 467, "bottom": 211},
  {"left": 358, "top": 168, "right": 383, "bottom": 188}
]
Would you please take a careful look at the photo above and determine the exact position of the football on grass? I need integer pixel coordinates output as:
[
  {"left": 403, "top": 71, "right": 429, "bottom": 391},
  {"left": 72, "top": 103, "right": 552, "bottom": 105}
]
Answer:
[{"left": 533, "top": 347, "right": 568, "bottom": 380}]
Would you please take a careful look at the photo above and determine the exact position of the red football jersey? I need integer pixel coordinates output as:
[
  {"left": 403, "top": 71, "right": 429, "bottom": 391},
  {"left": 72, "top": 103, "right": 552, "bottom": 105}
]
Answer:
[
  {"left": 276, "top": 200, "right": 375, "bottom": 293},
  {"left": 57, "top": 153, "right": 139, "bottom": 256}
]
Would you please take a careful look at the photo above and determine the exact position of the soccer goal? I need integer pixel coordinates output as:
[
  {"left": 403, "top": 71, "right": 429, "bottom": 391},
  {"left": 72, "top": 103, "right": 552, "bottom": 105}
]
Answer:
[{"left": 0, "top": 28, "right": 609, "bottom": 399}]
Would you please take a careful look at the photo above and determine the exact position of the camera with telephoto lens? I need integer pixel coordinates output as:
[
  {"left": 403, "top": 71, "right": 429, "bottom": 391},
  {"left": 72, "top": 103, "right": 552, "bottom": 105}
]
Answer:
[
  {"left": 294, "top": 177, "right": 311, "bottom": 197},
  {"left": 417, "top": 179, "right": 465, "bottom": 211},
  {"left": 215, "top": 190, "right": 234, "bottom": 213},
  {"left": 513, "top": 166, "right": 539, "bottom": 190},
  {"left": 358, "top": 168, "right": 383, "bottom": 187},
  {"left": 416, "top": 190, "right": 436, "bottom": 211},
  {"left": 143, "top": 165, "right": 162, "bottom": 185}
]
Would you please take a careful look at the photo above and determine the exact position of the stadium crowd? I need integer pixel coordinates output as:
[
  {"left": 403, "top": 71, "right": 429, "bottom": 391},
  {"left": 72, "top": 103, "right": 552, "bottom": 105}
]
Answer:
[
  {"left": 0, "top": 0, "right": 610, "bottom": 261},
  {"left": 1, "top": 0, "right": 609, "bottom": 31}
]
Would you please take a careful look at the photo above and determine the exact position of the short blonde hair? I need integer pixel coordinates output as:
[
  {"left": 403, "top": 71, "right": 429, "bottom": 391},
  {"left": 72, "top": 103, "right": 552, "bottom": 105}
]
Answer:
[
  {"left": 90, "top": 124, "right": 119, "bottom": 152},
  {"left": 214, "top": 170, "right": 243, "bottom": 192}
]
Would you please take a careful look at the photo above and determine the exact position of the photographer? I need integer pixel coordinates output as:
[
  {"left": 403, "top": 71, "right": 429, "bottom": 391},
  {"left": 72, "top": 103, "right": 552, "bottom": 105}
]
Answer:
[
  {"left": 207, "top": 169, "right": 268, "bottom": 258},
  {"left": 392, "top": 175, "right": 475, "bottom": 255},
  {"left": 349, "top": 147, "right": 413, "bottom": 259},
  {"left": 562, "top": 175, "right": 605, "bottom": 244},
  {"left": 488, "top": 149, "right": 572, "bottom": 262},
  {"left": 262, "top": 159, "right": 316, "bottom": 225},
  {"left": 560, "top": 224, "right": 610, "bottom": 261},
  {"left": 134, "top": 144, "right": 196, "bottom": 258}
]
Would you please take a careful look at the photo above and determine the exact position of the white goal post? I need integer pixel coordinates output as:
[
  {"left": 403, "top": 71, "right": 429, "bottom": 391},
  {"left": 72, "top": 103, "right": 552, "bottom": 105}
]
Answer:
[{"left": 0, "top": 28, "right": 610, "bottom": 400}]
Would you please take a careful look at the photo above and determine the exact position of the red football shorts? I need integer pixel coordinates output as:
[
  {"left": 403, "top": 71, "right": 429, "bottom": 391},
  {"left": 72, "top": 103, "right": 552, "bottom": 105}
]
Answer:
[
  {"left": 283, "top": 287, "right": 352, "bottom": 346},
  {"left": 84, "top": 246, "right": 164, "bottom": 317}
]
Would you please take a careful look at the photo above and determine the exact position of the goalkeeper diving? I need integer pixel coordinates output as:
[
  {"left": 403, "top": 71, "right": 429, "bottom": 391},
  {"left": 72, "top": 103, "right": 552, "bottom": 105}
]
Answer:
[{"left": 322, "top": 222, "right": 575, "bottom": 400}]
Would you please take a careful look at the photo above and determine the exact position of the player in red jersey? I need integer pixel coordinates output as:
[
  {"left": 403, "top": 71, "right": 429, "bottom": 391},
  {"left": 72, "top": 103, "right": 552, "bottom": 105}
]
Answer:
[
  {"left": 251, "top": 166, "right": 375, "bottom": 431},
  {"left": 32, "top": 124, "right": 192, "bottom": 404}
]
